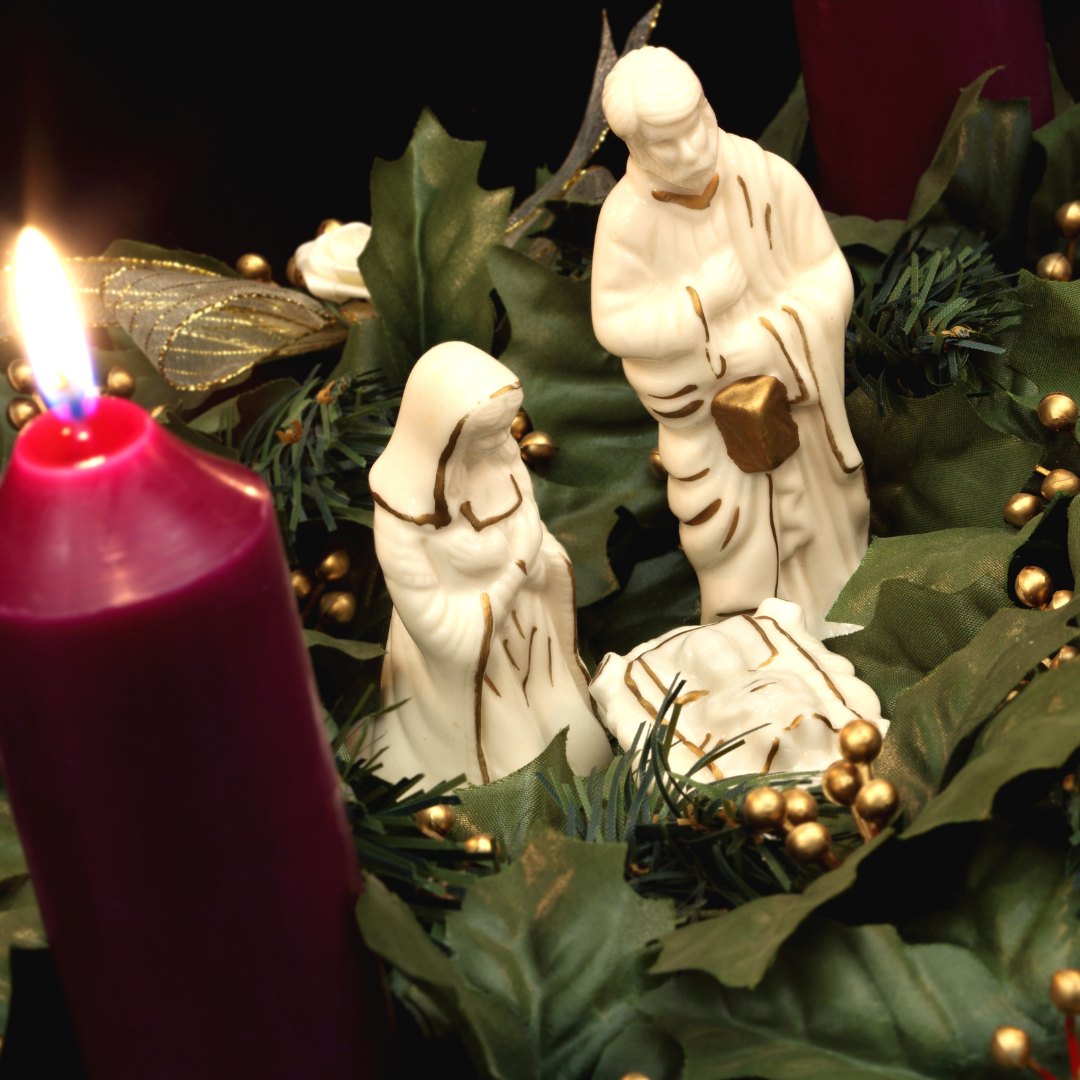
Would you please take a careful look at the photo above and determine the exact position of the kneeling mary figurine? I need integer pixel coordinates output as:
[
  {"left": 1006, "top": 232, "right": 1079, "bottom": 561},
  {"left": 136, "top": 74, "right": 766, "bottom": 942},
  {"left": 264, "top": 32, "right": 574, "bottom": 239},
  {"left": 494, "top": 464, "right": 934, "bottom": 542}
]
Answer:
[{"left": 364, "top": 341, "right": 613, "bottom": 785}]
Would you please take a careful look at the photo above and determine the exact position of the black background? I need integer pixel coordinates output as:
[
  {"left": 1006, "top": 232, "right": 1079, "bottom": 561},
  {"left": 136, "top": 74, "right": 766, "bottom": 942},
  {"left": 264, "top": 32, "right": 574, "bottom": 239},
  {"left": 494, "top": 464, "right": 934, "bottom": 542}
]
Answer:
[
  {"left": 2, "top": 0, "right": 1079, "bottom": 277},
  {"left": 0, "top": 1, "right": 804, "bottom": 274}
]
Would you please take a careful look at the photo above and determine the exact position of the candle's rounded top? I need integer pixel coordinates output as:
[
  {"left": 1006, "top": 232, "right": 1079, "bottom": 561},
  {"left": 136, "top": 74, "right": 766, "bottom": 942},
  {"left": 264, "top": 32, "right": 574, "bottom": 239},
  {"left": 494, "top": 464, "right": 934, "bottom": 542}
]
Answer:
[
  {"left": 0, "top": 394, "right": 276, "bottom": 619},
  {"left": 17, "top": 395, "right": 149, "bottom": 471}
]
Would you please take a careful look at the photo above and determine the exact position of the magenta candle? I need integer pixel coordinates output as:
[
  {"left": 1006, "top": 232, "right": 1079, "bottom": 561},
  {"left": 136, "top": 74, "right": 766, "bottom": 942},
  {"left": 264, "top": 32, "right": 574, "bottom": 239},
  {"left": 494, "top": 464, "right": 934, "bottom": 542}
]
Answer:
[
  {"left": 792, "top": 0, "right": 1053, "bottom": 220},
  {"left": 0, "top": 396, "right": 381, "bottom": 1077}
]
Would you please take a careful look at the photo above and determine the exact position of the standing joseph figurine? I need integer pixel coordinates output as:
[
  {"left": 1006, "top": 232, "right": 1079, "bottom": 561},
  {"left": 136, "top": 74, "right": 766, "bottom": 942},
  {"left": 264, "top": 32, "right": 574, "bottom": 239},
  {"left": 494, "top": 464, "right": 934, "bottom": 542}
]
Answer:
[
  {"left": 364, "top": 342, "right": 613, "bottom": 786},
  {"left": 591, "top": 46, "right": 869, "bottom": 636}
]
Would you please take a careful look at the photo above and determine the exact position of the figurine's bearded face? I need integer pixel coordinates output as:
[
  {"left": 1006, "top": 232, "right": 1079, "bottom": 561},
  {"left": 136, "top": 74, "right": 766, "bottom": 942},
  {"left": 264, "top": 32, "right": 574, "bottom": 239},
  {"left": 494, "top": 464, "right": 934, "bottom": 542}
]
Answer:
[{"left": 632, "top": 101, "right": 718, "bottom": 194}]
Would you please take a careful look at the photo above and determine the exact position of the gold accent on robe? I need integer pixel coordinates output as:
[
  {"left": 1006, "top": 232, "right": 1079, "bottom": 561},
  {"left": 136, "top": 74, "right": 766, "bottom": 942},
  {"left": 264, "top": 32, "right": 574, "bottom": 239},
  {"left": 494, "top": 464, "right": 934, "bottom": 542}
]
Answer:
[{"left": 651, "top": 172, "right": 719, "bottom": 210}]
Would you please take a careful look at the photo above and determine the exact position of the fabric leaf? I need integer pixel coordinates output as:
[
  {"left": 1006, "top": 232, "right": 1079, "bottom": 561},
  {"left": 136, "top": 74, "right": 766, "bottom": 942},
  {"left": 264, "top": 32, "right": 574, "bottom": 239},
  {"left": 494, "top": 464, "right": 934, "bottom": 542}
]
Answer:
[{"left": 360, "top": 109, "right": 514, "bottom": 382}]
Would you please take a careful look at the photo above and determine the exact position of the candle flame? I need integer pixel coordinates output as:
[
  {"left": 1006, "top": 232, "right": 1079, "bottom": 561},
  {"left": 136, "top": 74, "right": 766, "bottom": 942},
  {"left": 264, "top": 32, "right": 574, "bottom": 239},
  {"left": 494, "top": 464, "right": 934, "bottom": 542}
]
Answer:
[{"left": 14, "top": 227, "right": 97, "bottom": 419}]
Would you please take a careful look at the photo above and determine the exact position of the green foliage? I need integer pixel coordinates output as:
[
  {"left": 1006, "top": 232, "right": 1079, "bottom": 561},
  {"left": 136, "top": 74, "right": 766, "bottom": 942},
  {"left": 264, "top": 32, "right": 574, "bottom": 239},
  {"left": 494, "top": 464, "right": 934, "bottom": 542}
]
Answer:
[
  {"left": 826, "top": 498, "right": 1066, "bottom": 711},
  {"left": 645, "top": 830, "right": 1076, "bottom": 1080},
  {"left": 1029, "top": 100, "right": 1080, "bottom": 264},
  {"left": 357, "top": 829, "right": 678, "bottom": 1080},
  {"left": 539, "top": 687, "right": 855, "bottom": 918},
  {"left": 333, "top": 706, "right": 487, "bottom": 923},
  {"left": 846, "top": 235, "right": 1019, "bottom": 411},
  {"left": 360, "top": 109, "right": 514, "bottom": 383},
  {"left": 846, "top": 382, "right": 1042, "bottom": 536},
  {"left": 756, "top": 75, "right": 808, "bottom": 165},
  {"left": 447, "top": 730, "right": 574, "bottom": 862},
  {"left": 489, "top": 245, "right": 667, "bottom": 606},
  {"left": 217, "top": 370, "right": 398, "bottom": 546}
]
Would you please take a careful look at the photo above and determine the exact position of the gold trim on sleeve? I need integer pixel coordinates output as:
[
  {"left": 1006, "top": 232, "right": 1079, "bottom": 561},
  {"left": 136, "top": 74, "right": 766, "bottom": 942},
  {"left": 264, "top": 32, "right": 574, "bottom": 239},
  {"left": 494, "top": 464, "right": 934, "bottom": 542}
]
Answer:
[
  {"left": 475, "top": 594, "right": 494, "bottom": 784},
  {"left": 736, "top": 176, "right": 753, "bottom": 227}
]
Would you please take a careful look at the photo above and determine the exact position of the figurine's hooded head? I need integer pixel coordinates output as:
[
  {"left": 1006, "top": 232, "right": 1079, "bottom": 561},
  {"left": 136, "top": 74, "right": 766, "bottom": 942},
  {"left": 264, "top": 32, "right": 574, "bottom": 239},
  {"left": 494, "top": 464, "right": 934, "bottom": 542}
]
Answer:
[
  {"left": 603, "top": 46, "right": 719, "bottom": 194},
  {"left": 369, "top": 341, "right": 526, "bottom": 527}
]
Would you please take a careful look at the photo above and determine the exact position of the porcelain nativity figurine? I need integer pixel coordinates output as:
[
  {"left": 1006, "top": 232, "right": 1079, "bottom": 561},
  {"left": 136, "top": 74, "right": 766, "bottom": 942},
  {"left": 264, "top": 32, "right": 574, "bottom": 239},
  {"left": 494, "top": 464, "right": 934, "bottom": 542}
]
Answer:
[
  {"left": 590, "top": 598, "right": 886, "bottom": 778},
  {"left": 591, "top": 46, "right": 870, "bottom": 637},
  {"left": 363, "top": 342, "right": 613, "bottom": 786}
]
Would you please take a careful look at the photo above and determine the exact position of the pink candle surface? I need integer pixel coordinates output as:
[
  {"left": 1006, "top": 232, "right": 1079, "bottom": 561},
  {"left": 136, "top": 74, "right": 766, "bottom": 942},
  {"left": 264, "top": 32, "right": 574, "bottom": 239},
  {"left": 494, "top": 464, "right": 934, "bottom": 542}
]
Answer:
[
  {"left": 792, "top": 0, "right": 1053, "bottom": 220},
  {"left": 0, "top": 396, "right": 381, "bottom": 1077}
]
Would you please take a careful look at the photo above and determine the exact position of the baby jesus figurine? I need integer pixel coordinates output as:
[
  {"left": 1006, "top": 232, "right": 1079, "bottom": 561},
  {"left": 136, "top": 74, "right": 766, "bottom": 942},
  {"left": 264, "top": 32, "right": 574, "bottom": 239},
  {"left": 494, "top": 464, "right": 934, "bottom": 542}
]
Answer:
[{"left": 591, "top": 46, "right": 869, "bottom": 635}]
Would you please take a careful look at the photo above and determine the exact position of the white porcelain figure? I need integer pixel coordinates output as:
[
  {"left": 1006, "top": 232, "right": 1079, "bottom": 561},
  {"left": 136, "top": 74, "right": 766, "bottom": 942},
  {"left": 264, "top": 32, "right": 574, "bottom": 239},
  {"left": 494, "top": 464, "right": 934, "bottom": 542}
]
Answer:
[
  {"left": 590, "top": 598, "right": 885, "bottom": 778},
  {"left": 293, "top": 222, "right": 371, "bottom": 302},
  {"left": 364, "top": 342, "right": 614, "bottom": 786},
  {"left": 591, "top": 46, "right": 870, "bottom": 637}
]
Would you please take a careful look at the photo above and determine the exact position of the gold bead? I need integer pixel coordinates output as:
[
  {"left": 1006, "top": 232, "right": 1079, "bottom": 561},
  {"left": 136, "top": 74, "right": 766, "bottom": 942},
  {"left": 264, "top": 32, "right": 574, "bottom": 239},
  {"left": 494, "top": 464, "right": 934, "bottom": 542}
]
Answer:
[
  {"left": 1037, "top": 252, "right": 1072, "bottom": 281},
  {"left": 1015, "top": 565, "right": 1054, "bottom": 608},
  {"left": 519, "top": 431, "right": 558, "bottom": 466},
  {"left": 235, "top": 253, "right": 272, "bottom": 282},
  {"left": 853, "top": 778, "right": 898, "bottom": 825},
  {"left": 1057, "top": 644, "right": 1080, "bottom": 664},
  {"left": 822, "top": 760, "right": 862, "bottom": 806},
  {"left": 285, "top": 255, "right": 306, "bottom": 289},
  {"left": 1050, "top": 968, "right": 1080, "bottom": 1013},
  {"left": 1003, "top": 492, "right": 1044, "bottom": 528},
  {"left": 104, "top": 365, "right": 136, "bottom": 399},
  {"left": 319, "top": 591, "right": 356, "bottom": 623},
  {"left": 1041, "top": 468, "right": 1080, "bottom": 499},
  {"left": 781, "top": 787, "right": 818, "bottom": 826},
  {"left": 317, "top": 218, "right": 343, "bottom": 236},
  {"left": 784, "top": 821, "right": 831, "bottom": 863},
  {"left": 838, "top": 719, "right": 883, "bottom": 765},
  {"left": 415, "top": 804, "right": 456, "bottom": 837},
  {"left": 989, "top": 1026, "right": 1031, "bottom": 1069},
  {"left": 1056, "top": 200, "right": 1080, "bottom": 240},
  {"left": 619, "top": 1074, "right": 651, "bottom": 1080},
  {"left": 1050, "top": 590, "right": 1075, "bottom": 610},
  {"left": 291, "top": 569, "right": 314, "bottom": 600},
  {"left": 510, "top": 409, "right": 532, "bottom": 441},
  {"left": 6, "top": 398, "right": 40, "bottom": 431},
  {"left": 1037, "top": 392, "right": 1079, "bottom": 431},
  {"left": 463, "top": 833, "right": 494, "bottom": 856},
  {"left": 741, "top": 787, "right": 785, "bottom": 831},
  {"left": 6, "top": 358, "right": 35, "bottom": 395},
  {"left": 317, "top": 550, "right": 350, "bottom": 581},
  {"left": 649, "top": 446, "right": 667, "bottom": 479}
]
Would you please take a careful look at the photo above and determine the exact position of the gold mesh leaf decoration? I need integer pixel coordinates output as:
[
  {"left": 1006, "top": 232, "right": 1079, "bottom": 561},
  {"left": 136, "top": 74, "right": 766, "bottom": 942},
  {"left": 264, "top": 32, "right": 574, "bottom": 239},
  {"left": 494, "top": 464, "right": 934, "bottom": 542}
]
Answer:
[{"left": 0, "top": 257, "right": 347, "bottom": 391}]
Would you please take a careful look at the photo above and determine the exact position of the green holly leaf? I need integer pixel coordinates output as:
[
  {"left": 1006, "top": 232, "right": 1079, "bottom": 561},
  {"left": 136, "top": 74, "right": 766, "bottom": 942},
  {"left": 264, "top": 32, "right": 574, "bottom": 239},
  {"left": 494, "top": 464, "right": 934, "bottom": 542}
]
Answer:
[
  {"left": 846, "top": 383, "right": 1042, "bottom": 536},
  {"left": 447, "top": 730, "right": 573, "bottom": 861},
  {"left": 824, "top": 213, "right": 906, "bottom": 255},
  {"left": 444, "top": 829, "right": 676, "bottom": 1080},
  {"left": 360, "top": 109, "right": 514, "bottom": 382},
  {"left": 878, "top": 599, "right": 1078, "bottom": 828},
  {"left": 902, "top": 608, "right": 1080, "bottom": 838},
  {"left": 824, "top": 507, "right": 1060, "bottom": 716},
  {"left": 756, "top": 75, "right": 808, "bottom": 165},
  {"left": 999, "top": 272, "right": 1080, "bottom": 416},
  {"left": 1028, "top": 101, "right": 1080, "bottom": 265},
  {"left": 937, "top": 97, "right": 1033, "bottom": 239},
  {"left": 582, "top": 549, "right": 699, "bottom": 665},
  {"left": 650, "top": 831, "right": 891, "bottom": 991},
  {"left": 828, "top": 576, "right": 1012, "bottom": 719},
  {"left": 645, "top": 827, "right": 1078, "bottom": 1080},
  {"left": 303, "top": 630, "right": 383, "bottom": 663},
  {"left": 489, "top": 245, "right": 668, "bottom": 606},
  {"left": 905, "top": 68, "right": 1000, "bottom": 229},
  {"left": 357, "top": 830, "right": 678, "bottom": 1080}
]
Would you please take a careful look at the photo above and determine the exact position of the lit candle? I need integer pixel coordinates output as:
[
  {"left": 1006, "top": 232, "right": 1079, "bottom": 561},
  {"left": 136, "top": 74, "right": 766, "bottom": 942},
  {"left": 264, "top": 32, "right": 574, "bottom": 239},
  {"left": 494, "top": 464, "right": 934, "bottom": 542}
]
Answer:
[{"left": 0, "top": 230, "right": 382, "bottom": 1076}]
